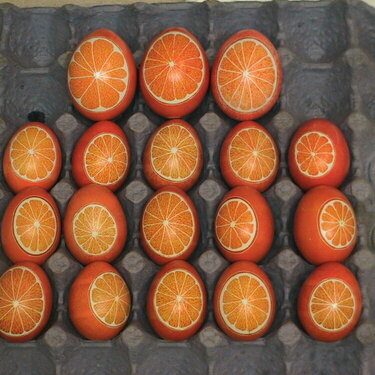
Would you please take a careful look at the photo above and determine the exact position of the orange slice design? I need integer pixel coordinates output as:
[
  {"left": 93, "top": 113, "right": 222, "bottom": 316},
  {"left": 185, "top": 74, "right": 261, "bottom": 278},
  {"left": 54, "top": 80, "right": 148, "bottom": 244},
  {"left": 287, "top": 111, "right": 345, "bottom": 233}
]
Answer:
[
  {"left": 219, "top": 272, "right": 271, "bottom": 334},
  {"left": 154, "top": 269, "right": 203, "bottom": 330},
  {"left": 73, "top": 204, "right": 117, "bottom": 255},
  {"left": 14, "top": 197, "right": 57, "bottom": 255},
  {"left": 84, "top": 133, "right": 128, "bottom": 185},
  {"left": 0, "top": 266, "right": 45, "bottom": 336},
  {"left": 295, "top": 132, "right": 335, "bottom": 177},
  {"left": 215, "top": 198, "right": 257, "bottom": 252},
  {"left": 151, "top": 123, "right": 199, "bottom": 182},
  {"left": 10, "top": 126, "right": 56, "bottom": 182},
  {"left": 143, "top": 31, "right": 204, "bottom": 104},
  {"left": 309, "top": 278, "right": 355, "bottom": 331},
  {"left": 229, "top": 127, "right": 277, "bottom": 182},
  {"left": 68, "top": 37, "right": 128, "bottom": 111},
  {"left": 217, "top": 38, "right": 278, "bottom": 112},
  {"left": 90, "top": 271, "right": 130, "bottom": 327},
  {"left": 143, "top": 192, "right": 194, "bottom": 257},
  {"left": 319, "top": 199, "right": 356, "bottom": 249}
]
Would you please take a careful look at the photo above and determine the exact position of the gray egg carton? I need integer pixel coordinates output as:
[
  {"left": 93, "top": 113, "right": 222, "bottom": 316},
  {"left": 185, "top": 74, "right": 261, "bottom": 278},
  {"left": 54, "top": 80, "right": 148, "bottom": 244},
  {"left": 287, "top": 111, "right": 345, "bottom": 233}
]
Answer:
[{"left": 0, "top": 0, "right": 375, "bottom": 374}]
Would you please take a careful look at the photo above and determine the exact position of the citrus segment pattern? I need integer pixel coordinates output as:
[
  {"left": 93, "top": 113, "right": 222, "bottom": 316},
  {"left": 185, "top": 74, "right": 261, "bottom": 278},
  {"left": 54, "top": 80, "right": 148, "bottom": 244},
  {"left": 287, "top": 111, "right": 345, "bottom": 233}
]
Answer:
[
  {"left": 154, "top": 269, "right": 203, "bottom": 330},
  {"left": 0, "top": 266, "right": 45, "bottom": 336},
  {"left": 217, "top": 38, "right": 278, "bottom": 113},
  {"left": 151, "top": 123, "right": 199, "bottom": 182},
  {"left": 73, "top": 204, "right": 117, "bottom": 255},
  {"left": 143, "top": 192, "right": 195, "bottom": 257},
  {"left": 68, "top": 37, "right": 129, "bottom": 111},
  {"left": 215, "top": 198, "right": 257, "bottom": 252},
  {"left": 14, "top": 197, "right": 57, "bottom": 255},
  {"left": 319, "top": 199, "right": 356, "bottom": 249},
  {"left": 89, "top": 271, "right": 130, "bottom": 327},
  {"left": 10, "top": 126, "right": 57, "bottom": 182},
  {"left": 84, "top": 133, "right": 128, "bottom": 185},
  {"left": 143, "top": 31, "right": 205, "bottom": 104},
  {"left": 309, "top": 279, "right": 356, "bottom": 332},
  {"left": 219, "top": 272, "right": 271, "bottom": 334},
  {"left": 229, "top": 127, "right": 277, "bottom": 182},
  {"left": 295, "top": 131, "right": 335, "bottom": 177}
]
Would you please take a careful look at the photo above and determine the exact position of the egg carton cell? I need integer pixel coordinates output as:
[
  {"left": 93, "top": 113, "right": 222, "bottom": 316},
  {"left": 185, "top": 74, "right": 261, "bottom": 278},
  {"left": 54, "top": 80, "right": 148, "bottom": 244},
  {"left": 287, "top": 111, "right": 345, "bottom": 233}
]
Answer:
[
  {"left": 4, "top": 7, "right": 70, "bottom": 68},
  {"left": 279, "top": 0, "right": 349, "bottom": 63}
]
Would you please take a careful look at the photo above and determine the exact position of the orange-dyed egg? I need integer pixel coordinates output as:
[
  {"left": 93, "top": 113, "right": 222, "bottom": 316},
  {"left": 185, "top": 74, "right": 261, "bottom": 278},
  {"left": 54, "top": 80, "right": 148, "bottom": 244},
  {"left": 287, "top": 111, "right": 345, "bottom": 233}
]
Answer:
[
  {"left": 140, "top": 27, "right": 209, "bottom": 118},
  {"left": 3, "top": 122, "right": 62, "bottom": 193},
  {"left": 212, "top": 30, "right": 282, "bottom": 121},
  {"left": 69, "top": 261, "right": 131, "bottom": 340},
  {"left": 1, "top": 187, "right": 61, "bottom": 264},
  {"left": 72, "top": 121, "right": 130, "bottom": 191},
  {"left": 140, "top": 186, "right": 199, "bottom": 265},
  {"left": 143, "top": 119, "right": 203, "bottom": 191},
  {"left": 68, "top": 29, "right": 137, "bottom": 121}
]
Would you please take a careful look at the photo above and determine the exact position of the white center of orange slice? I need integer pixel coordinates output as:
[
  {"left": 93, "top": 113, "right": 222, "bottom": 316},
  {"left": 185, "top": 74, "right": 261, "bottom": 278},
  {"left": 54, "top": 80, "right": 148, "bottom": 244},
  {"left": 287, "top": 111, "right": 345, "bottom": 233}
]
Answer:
[
  {"left": 84, "top": 133, "right": 128, "bottom": 186},
  {"left": 217, "top": 38, "right": 278, "bottom": 113},
  {"left": 150, "top": 123, "right": 199, "bottom": 182},
  {"left": 319, "top": 199, "right": 356, "bottom": 249},
  {"left": 215, "top": 198, "right": 257, "bottom": 252},
  {"left": 89, "top": 271, "right": 130, "bottom": 327},
  {"left": 219, "top": 272, "right": 271, "bottom": 334},
  {"left": 13, "top": 197, "right": 57, "bottom": 255},
  {"left": 295, "top": 131, "right": 335, "bottom": 178},
  {"left": 68, "top": 37, "right": 129, "bottom": 112},
  {"left": 309, "top": 278, "right": 355, "bottom": 332},
  {"left": 154, "top": 269, "right": 203, "bottom": 330},
  {"left": 0, "top": 266, "right": 45, "bottom": 336},
  {"left": 228, "top": 127, "right": 277, "bottom": 183},
  {"left": 142, "top": 191, "right": 195, "bottom": 258},
  {"left": 10, "top": 126, "right": 57, "bottom": 182},
  {"left": 73, "top": 204, "right": 117, "bottom": 255},
  {"left": 143, "top": 31, "right": 205, "bottom": 104}
]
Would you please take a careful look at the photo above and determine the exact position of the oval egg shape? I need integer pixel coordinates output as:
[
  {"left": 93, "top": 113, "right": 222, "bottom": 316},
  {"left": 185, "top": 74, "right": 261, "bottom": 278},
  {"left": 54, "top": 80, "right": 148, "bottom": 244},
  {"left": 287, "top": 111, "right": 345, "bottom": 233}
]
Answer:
[
  {"left": 214, "top": 186, "right": 274, "bottom": 263},
  {"left": 69, "top": 261, "right": 131, "bottom": 340},
  {"left": 294, "top": 185, "right": 357, "bottom": 265},
  {"left": 220, "top": 121, "right": 279, "bottom": 192},
  {"left": 212, "top": 30, "right": 282, "bottom": 121},
  {"left": 3, "top": 122, "right": 62, "bottom": 193},
  {"left": 147, "top": 260, "right": 207, "bottom": 341},
  {"left": 143, "top": 119, "right": 203, "bottom": 191},
  {"left": 1, "top": 186, "right": 61, "bottom": 265},
  {"left": 72, "top": 121, "right": 131, "bottom": 191},
  {"left": 298, "top": 262, "right": 362, "bottom": 342},
  {"left": 288, "top": 118, "right": 350, "bottom": 190},
  {"left": 140, "top": 186, "right": 200, "bottom": 265},
  {"left": 64, "top": 184, "right": 127, "bottom": 264},
  {"left": 213, "top": 261, "right": 276, "bottom": 341},
  {"left": 0, "top": 262, "right": 53, "bottom": 342},
  {"left": 68, "top": 29, "right": 137, "bottom": 121},
  {"left": 140, "top": 27, "right": 209, "bottom": 118}
]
